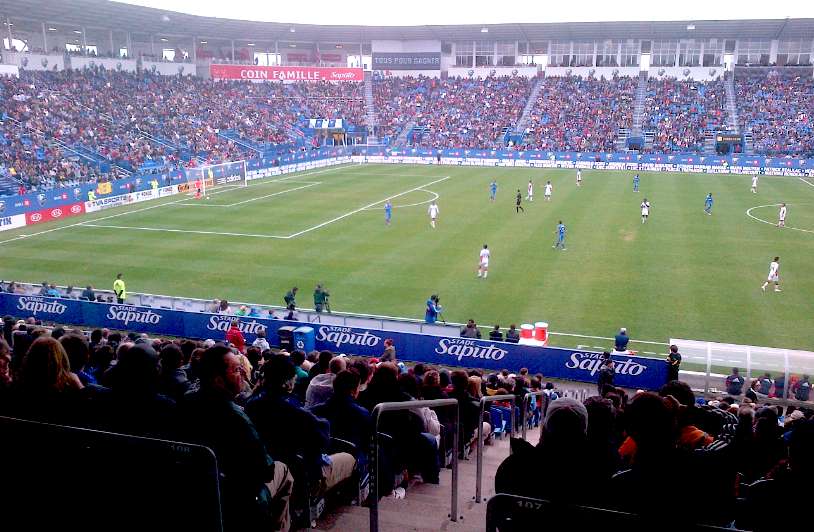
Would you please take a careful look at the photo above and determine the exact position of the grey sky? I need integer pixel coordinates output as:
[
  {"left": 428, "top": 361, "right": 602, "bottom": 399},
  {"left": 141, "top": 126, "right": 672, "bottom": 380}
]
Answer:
[{"left": 116, "top": 0, "right": 813, "bottom": 26}]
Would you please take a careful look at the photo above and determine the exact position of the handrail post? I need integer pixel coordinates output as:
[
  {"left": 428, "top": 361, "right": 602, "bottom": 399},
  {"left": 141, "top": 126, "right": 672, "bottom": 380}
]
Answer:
[
  {"left": 369, "top": 399, "right": 460, "bottom": 532},
  {"left": 475, "top": 394, "right": 516, "bottom": 503}
]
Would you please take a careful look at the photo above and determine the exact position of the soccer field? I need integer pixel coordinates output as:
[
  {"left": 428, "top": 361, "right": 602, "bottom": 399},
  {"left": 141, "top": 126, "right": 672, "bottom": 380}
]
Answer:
[{"left": 1, "top": 163, "right": 813, "bottom": 352}]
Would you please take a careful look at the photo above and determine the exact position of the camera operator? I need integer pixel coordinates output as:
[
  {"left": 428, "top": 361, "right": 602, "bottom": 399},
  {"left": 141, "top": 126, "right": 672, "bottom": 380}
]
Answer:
[{"left": 424, "top": 294, "right": 442, "bottom": 324}]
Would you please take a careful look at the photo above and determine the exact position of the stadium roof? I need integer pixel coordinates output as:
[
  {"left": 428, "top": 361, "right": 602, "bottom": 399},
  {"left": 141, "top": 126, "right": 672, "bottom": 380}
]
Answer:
[{"left": 4, "top": 0, "right": 814, "bottom": 42}]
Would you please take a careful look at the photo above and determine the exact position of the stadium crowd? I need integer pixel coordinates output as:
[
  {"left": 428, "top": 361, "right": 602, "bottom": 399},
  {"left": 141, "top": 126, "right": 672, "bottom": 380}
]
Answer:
[
  {"left": 374, "top": 76, "right": 533, "bottom": 148},
  {"left": 641, "top": 78, "right": 727, "bottom": 153},
  {"left": 1, "top": 68, "right": 366, "bottom": 191},
  {"left": 735, "top": 70, "right": 814, "bottom": 158},
  {"left": 0, "top": 310, "right": 812, "bottom": 531},
  {"left": 519, "top": 76, "right": 636, "bottom": 152},
  {"left": 4, "top": 67, "right": 814, "bottom": 195}
]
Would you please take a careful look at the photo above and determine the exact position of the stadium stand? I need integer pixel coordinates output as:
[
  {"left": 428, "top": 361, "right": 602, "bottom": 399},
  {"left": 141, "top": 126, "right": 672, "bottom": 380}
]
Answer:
[
  {"left": 735, "top": 69, "right": 814, "bottom": 158},
  {"left": 518, "top": 76, "right": 636, "bottom": 152},
  {"left": 1, "top": 287, "right": 813, "bottom": 531},
  {"left": 641, "top": 78, "right": 728, "bottom": 153}
]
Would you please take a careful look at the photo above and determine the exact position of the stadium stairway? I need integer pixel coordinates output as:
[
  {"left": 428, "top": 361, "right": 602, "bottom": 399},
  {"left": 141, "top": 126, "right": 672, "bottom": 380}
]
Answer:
[
  {"left": 513, "top": 75, "right": 546, "bottom": 135},
  {"left": 364, "top": 72, "right": 379, "bottom": 128},
  {"left": 630, "top": 71, "right": 648, "bottom": 138},
  {"left": 724, "top": 73, "right": 740, "bottom": 133},
  {"left": 317, "top": 431, "right": 521, "bottom": 531},
  {"left": 393, "top": 118, "right": 418, "bottom": 147}
]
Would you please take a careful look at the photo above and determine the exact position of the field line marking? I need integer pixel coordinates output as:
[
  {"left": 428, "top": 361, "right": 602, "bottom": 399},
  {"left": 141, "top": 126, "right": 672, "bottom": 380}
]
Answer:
[
  {"left": 79, "top": 223, "right": 289, "bottom": 239},
  {"left": 178, "top": 182, "right": 321, "bottom": 207},
  {"left": 0, "top": 196, "right": 189, "bottom": 246},
  {"left": 800, "top": 177, "right": 814, "bottom": 188},
  {"left": 745, "top": 203, "right": 814, "bottom": 234},
  {"left": 361, "top": 188, "right": 440, "bottom": 210},
  {"left": 286, "top": 175, "right": 452, "bottom": 239},
  {"left": 0, "top": 165, "right": 350, "bottom": 245}
]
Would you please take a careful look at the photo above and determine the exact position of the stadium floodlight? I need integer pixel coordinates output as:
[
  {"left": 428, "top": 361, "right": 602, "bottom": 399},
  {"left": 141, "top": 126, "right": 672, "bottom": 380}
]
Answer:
[
  {"left": 48, "top": 27, "right": 56, "bottom": 31},
  {"left": 247, "top": 43, "right": 255, "bottom": 47},
  {"left": 290, "top": 27, "right": 296, "bottom": 33},
  {"left": 200, "top": 41, "right": 207, "bottom": 44},
  {"left": 687, "top": 24, "right": 696, "bottom": 30},
  {"left": 481, "top": 27, "right": 489, "bottom": 33}
]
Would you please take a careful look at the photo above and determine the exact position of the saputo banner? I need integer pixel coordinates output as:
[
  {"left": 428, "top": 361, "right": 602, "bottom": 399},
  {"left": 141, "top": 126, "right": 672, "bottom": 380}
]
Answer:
[
  {"left": 0, "top": 293, "right": 669, "bottom": 390},
  {"left": 210, "top": 64, "right": 364, "bottom": 82}
]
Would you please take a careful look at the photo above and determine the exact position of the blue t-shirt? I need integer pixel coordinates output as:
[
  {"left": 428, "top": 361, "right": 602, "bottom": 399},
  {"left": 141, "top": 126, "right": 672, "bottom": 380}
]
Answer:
[
  {"left": 633, "top": 175, "right": 640, "bottom": 183},
  {"left": 384, "top": 203, "right": 392, "bottom": 216},
  {"left": 705, "top": 195, "right": 713, "bottom": 206},
  {"left": 557, "top": 224, "right": 566, "bottom": 237},
  {"left": 490, "top": 182, "right": 497, "bottom": 193}
]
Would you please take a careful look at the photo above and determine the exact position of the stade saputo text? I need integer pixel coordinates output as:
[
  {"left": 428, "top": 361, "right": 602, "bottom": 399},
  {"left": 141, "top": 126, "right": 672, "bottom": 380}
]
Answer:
[
  {"left": 106, "top": 305, "right": 163, "bottom": 326},
  {"left": 317, "top": 326, "right": 381, "bottom": 349},
  {"left": 435, "top": 338, "right": 508, "bottom": 362},
  {"left": 207, "top": 315, "right": 267, "bottom": 335},
  {"left": 566, "top": 352, "right": 647, "bottom": 377},
  {"left": 16, "top": 297, "right": 68, "bottom": 316}
]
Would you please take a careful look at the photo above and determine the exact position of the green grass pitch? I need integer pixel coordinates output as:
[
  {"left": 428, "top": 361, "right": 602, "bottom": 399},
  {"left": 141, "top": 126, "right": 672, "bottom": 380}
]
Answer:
[{"left": 1, "top": 163, "right": 812, "bottom": 353}]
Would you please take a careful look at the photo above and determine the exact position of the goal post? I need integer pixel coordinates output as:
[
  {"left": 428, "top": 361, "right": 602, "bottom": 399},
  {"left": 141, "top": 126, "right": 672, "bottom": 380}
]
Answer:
[{"left": 182, "top": 160, "right": 248, "bottom": 197}]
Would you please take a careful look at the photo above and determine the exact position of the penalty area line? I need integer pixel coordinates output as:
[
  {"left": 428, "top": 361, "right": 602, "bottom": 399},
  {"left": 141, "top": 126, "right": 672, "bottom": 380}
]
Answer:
[{"left": 78, "top": 223, "right": 290, "bottom": 239}]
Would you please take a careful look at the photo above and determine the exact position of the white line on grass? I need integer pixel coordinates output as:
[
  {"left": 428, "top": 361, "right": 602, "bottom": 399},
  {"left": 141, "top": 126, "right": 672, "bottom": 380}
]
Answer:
[
  {"left": 285, "top": 175, "right": 452, "bottom": 239},
  {"left": 745, "top": 203, "right": 814, "bottom": 234},
  {"left": 0, "top": 196, "right": 190, "bottom": 246},
  {"left": 176, "top": 182, "right": 321, "bottom": 207},
  {"left": 800, "top": 177, "right": 814, "bottom": 188},
  {"left": 361, "top": 188, "right": 439, "bottom": 210},
  {"left": 79, "top": 223, "right": 289, "bottom": 239}
]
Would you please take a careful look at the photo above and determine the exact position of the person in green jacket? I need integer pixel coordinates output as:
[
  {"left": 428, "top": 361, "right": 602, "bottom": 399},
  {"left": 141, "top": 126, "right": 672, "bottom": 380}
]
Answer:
[{"left": 313, "top": 284, "right": 330, "bottom": 313}]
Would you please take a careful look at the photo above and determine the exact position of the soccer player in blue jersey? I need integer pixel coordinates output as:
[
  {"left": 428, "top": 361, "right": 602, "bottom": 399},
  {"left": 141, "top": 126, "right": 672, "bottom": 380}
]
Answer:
[
  {"left": 553, "top": 221, "right": 567, "bottom": 250},
  {"left": 704, "top": 193, "right": 713, "bottom": 215},
  {"left": 384, "top": 200, "right": 392, "bottom": 225},
  {"left": 633, "top": 174, "right": 640, "bottom": 192},
  {"left": 490, "top": 180, "right": 498, "bottom": 202}
]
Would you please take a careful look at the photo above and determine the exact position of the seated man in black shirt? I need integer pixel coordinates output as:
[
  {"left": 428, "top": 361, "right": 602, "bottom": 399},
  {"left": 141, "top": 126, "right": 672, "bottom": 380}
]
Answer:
[
  {"left": 247, "top": 355, "right": 355, "bottom": 498},
  {"left": 179, "top": 346, "right": 292, "bottom": 531},
  {"left": 489, "top": 325, "right": 503, "bottom": 342}
]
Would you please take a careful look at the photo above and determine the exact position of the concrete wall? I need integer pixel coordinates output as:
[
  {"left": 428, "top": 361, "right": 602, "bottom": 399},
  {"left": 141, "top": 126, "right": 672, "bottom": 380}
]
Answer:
[
  {"left": 1, "top": 52, "right": 65, "bottom": 71},
  {"left": 71, "top": 56, "right": 138, "bottom": 72},
  {"left": 446, "top": 66, "right": 539, "bottom": 79}
]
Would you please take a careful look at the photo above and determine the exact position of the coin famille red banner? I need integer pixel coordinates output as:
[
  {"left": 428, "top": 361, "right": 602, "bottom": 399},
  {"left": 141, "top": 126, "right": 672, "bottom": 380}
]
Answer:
[{"left": 210, "top": 64, "right": 364, "bottom": 82}]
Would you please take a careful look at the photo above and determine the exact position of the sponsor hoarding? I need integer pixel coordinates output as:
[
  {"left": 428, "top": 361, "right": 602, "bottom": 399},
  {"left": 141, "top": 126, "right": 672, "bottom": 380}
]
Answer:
[
  {"left": 372, "top": 52, "right": 441, "bottom": 70},
  {"left": 25, "top": 202, "right": 85, "bottom": 225},
  {"left": 0, "top": 293, "right": 669, "bottom": 390},
  {"left": 0, "top": 213, "right": 27, "bottom": 232},
  {"left": 210, "top": 64, "right": 364, "bottom": 82}
]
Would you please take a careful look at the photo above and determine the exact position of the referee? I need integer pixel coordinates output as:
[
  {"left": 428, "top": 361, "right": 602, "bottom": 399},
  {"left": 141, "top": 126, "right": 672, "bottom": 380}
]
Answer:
[{"left": 113, "top": 273, "right": 126, "bottom": 304}]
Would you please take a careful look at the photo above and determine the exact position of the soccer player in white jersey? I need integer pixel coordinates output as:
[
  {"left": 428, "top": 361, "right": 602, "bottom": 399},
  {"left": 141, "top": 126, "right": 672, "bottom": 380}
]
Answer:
[
  {"left": 576, "top": 169, "right": 582, "bottom": 187},
  {"left": 527, "top": 180, "right": 534, "bottom": 201},
  {"left": 477, "top": 244, "right": 490, "bottom": 279},
  {"left": 544, "top": 180, "right": 553, "bottom": 201},
  {"left": 641, "top": 198, "right": 651, "bottom": 223},
  {"left": 761, "top": 256, "right": 781, "bottom": 292},
  {"left": 778, "top": 203, "right": 787, "bottom": 227},
  {"left": 751, "top": 175, "right": 759, "bottom": 193},
  {"left": 428, "top": 200, "right": 440, "bottom": 229}
]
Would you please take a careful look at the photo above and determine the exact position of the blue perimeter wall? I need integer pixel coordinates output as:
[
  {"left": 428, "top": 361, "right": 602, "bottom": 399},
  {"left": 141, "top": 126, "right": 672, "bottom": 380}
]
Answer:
[{"left": 0, "top": 293, "right": 669, "bottom": 391}]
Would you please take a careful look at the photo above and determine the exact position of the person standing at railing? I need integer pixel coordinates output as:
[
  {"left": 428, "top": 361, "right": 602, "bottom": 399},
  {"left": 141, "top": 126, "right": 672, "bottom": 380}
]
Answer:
[{"left": 112, "top": 273, "right": 126, "bottom": 304}]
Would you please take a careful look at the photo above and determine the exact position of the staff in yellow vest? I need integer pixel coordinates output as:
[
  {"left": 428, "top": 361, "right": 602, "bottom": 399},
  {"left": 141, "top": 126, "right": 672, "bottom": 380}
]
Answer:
[{"left": 113, "top": 273, "right": 126, "bottom": 304}]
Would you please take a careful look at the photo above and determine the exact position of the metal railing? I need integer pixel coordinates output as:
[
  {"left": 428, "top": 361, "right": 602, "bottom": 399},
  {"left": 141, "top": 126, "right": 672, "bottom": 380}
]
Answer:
[
  {"left": 475, "top": 394, "right": 515, "bottom": 503},
  {"left": 520, "top": 391, "right": 549, "bottom": 441},
  {"left": 369, "top": 399, "right": 459, "bottom": 532}
]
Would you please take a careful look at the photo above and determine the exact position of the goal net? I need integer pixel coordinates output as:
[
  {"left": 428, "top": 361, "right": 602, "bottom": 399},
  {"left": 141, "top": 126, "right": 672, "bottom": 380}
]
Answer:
[{"left": 182, "top": 160, "right": 247, "bottom": 197}]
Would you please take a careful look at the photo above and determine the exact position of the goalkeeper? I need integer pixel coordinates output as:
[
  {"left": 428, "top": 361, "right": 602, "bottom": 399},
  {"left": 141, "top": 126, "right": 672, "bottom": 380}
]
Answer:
[{"left": 313, "top": 284, "right": 331, "bottom": 313}]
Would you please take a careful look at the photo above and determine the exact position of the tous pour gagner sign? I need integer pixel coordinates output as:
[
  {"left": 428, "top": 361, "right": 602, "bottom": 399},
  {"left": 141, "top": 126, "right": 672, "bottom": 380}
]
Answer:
[{"left": 210, "top": 64, "right": 364, "bottom": 82}]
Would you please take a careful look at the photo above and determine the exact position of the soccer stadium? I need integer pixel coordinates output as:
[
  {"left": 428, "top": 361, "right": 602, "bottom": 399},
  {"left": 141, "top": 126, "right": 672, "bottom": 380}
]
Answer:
[{"left": 1, "top": 0, "right": 813, "bottom": 529}]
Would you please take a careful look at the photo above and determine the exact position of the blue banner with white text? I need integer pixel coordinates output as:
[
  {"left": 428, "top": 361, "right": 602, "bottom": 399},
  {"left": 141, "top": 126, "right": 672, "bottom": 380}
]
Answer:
[{"left": 0, "top": 293, "right": 669, "bottom": 390}]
